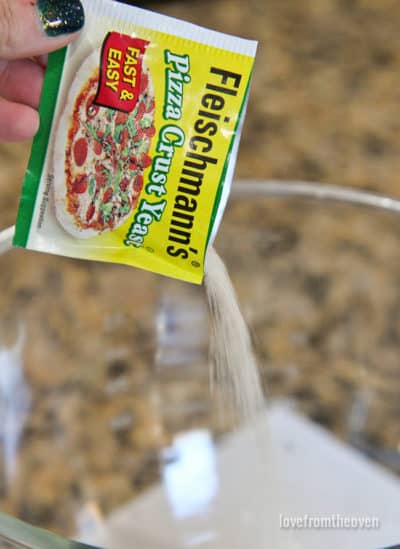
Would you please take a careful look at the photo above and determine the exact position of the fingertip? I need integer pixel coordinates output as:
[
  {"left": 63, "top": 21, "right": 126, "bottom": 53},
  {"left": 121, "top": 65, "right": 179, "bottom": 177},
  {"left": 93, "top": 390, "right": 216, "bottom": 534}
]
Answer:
[
  {"left": 0, "top": 1, "right": 84, "bottom": 60},
  {"left": 17, "top": 108, "right": 40, "bottom": 141}
]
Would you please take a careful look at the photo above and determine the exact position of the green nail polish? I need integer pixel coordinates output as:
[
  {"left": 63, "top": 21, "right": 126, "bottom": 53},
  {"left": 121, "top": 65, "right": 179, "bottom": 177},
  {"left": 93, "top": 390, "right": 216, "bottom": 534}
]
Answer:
[{"left": 37, "top": 0, "right": 85, "bottom": 37}]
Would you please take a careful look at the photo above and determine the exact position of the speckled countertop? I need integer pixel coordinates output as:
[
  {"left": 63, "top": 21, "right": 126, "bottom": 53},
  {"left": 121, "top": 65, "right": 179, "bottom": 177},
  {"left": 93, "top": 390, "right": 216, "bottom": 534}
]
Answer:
[{"left": 0, "top": 0, "right": 400, "bottom": 538}]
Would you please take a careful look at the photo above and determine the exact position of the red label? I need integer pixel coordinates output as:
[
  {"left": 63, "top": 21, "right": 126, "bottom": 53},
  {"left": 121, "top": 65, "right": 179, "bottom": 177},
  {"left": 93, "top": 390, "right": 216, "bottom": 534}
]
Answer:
[{"left": 94, "top": 32, "right": 149, "bottom": 113}]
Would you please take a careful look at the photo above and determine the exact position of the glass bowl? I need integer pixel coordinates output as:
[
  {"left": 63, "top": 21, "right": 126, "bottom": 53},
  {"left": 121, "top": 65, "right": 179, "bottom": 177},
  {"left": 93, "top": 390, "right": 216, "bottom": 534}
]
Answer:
[{"left": 0, "top": 181, "right": 399, "bottom": 549}]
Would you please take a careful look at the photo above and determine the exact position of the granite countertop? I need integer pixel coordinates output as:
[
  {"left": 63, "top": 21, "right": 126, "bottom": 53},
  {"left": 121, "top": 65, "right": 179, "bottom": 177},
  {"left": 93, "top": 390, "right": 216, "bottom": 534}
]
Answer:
[{"left": 0, "top": 0, "right": 400, "bottom": 538}]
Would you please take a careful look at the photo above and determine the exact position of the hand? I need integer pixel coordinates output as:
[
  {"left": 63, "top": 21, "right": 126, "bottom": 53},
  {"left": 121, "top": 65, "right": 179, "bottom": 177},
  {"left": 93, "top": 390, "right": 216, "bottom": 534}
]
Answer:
[{"left": 0, "top": 0, "right": 84, "bottom": 142}]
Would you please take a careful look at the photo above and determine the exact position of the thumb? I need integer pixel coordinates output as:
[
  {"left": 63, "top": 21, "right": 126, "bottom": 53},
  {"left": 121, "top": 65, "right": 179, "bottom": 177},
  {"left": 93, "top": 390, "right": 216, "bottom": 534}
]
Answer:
[{"left": 0, "top": 0, "right": 85, "bottom": 60}]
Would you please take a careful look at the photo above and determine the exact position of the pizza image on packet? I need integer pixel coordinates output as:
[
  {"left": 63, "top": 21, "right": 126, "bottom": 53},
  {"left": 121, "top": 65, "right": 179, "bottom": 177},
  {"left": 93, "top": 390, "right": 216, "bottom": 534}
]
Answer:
[
  {"left": 54, "top": 36, "right": 155, "bottom": 238},
  {"left": 14, "top": 0, "right": 257, "bottom": 284}
]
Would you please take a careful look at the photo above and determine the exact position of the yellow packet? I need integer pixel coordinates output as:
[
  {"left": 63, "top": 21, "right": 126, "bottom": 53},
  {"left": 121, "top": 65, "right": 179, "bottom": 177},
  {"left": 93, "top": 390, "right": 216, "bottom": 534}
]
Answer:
[{"left": 14, "top": 0, "right": 257, "bottom": 284}]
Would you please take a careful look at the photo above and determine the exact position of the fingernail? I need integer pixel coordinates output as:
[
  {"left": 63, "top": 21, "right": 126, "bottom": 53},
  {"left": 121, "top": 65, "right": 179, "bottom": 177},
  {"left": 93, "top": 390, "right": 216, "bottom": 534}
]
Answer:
[{"left": 37, "top": 0, "right": 85, "bottom": 37}]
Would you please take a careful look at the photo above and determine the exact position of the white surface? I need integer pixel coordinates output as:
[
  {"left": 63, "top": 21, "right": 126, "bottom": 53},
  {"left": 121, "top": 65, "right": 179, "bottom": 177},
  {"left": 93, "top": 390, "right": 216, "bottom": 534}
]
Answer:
[{"left": 82, "top": 404, "right": 400, "bottom": 549}]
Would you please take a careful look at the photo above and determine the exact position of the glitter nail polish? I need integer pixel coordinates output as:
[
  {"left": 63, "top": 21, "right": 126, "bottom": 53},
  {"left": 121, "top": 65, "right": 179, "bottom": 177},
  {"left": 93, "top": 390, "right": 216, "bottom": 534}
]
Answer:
[{"left": 37, "top": 0, "right": 85, "bottom": 37}]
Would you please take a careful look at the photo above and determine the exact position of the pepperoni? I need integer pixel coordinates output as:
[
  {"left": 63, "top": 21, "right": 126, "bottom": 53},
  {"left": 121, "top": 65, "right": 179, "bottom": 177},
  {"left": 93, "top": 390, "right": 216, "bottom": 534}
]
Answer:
[
  {"left": 137, "top": 101, "right": 146, "bottom": 118},
  {"left": 115, "top": 112, "right": 128, "bottom": 125},
  {"left": 72, "top": 175, "right": 88, "bottom": 194},
  {"left": 140, "top": 154, "right": 152, "bottom": 169},
  {"left": 143, "top": 126, "right": 156, "bottom": 138},
  {"left": 129, "top": 158, "right": 138, "bottom": 171},
  {"left": 103, "top": 188, "right": 113, "bottom": 203},
  {"left": 120, "top": 178, "right": 129, "bottom": 191},
  {"left": 120, "top": 128, "right": 129, "bottom": 150},
  {"left": 86, "top": 203, "right": 95, "bottom": 222},
  {"left": 94, "top": 141, "right": 102, "bottom": 155},
  {"left": 73, "top": 138, "right": 88, "bottom": 167}
]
